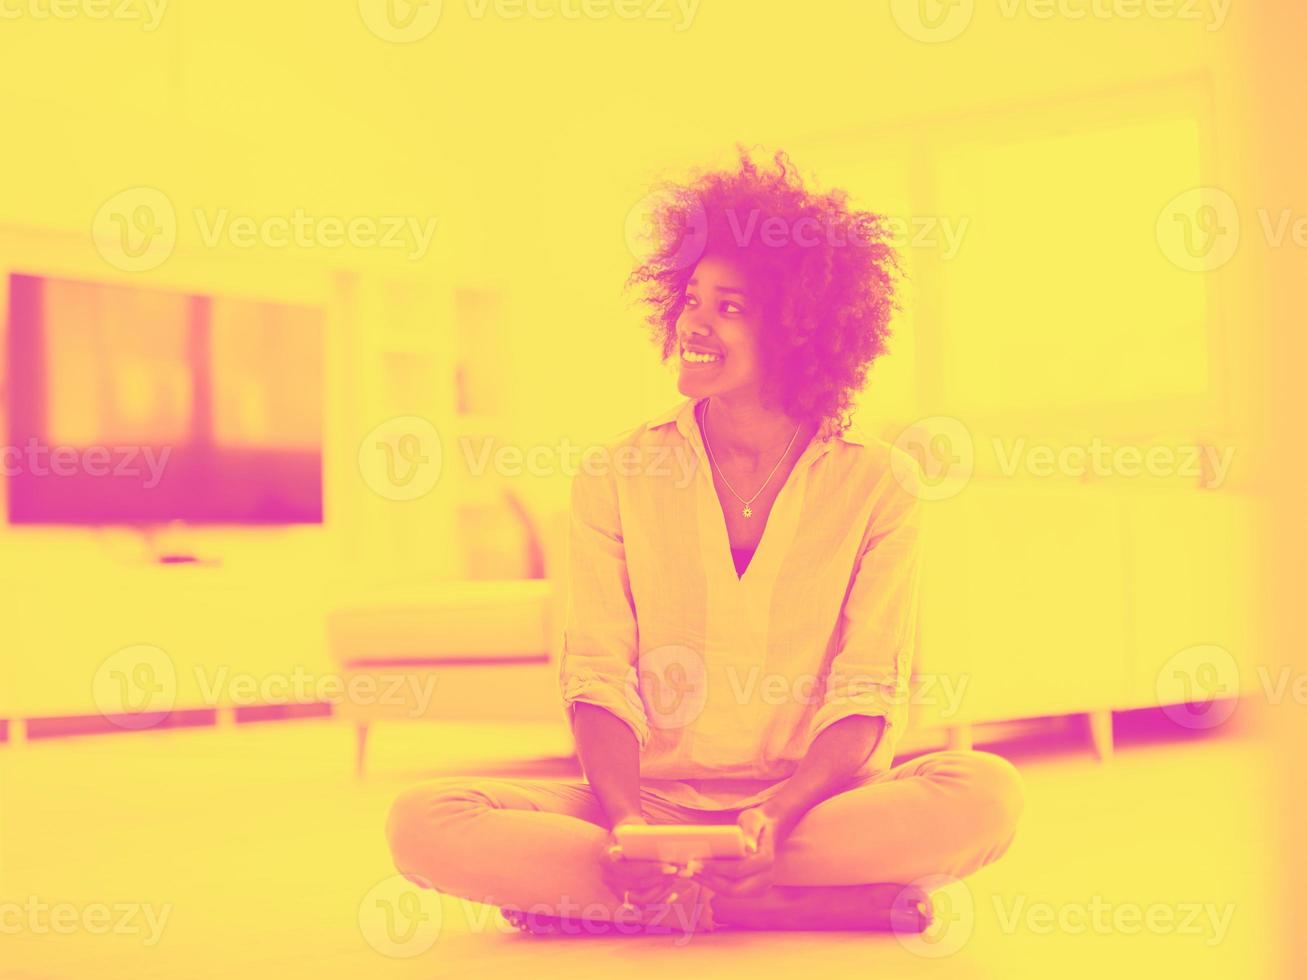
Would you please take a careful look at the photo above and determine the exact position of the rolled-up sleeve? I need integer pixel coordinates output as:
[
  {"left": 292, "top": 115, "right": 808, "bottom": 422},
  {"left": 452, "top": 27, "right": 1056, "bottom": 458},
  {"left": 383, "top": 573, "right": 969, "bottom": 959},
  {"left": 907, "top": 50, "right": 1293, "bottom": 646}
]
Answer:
[
  {"left": 559, "top": 465, "right": 652, "bottom": 748},
  {"left": 808, "top": 454, "right": 923, "bottom": 757}
]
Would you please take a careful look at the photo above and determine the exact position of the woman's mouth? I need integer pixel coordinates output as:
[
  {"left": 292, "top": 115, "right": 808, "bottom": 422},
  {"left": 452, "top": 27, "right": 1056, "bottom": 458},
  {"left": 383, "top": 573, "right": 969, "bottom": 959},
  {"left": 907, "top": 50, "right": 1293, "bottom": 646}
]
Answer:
[{"left": 680, "top": 344, "right": 723, "bottom": 367}]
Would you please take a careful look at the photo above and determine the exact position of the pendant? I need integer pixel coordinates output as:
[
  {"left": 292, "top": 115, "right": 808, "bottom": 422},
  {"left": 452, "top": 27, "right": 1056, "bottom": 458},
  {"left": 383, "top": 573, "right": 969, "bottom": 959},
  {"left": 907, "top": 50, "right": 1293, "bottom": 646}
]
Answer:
[{"left": 742, "top": 505, "right": 753, "bottom": 518}]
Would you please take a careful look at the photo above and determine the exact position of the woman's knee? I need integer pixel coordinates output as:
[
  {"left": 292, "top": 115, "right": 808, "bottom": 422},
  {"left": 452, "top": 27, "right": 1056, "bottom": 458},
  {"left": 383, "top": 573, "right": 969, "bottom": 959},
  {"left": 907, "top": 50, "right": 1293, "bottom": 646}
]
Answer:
[
  {"left": 385, "top": 778, "right": 489, "bottom": 885},
  {"left": 956, "top": 751, "right": 1025, "bottom": 850}
]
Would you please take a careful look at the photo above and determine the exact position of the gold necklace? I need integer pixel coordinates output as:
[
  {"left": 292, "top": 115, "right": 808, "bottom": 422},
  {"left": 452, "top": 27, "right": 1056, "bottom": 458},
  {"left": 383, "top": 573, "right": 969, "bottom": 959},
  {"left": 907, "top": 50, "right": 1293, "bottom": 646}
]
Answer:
[{"left": 701, "top": 400, "right": 802, "bottom": 519}]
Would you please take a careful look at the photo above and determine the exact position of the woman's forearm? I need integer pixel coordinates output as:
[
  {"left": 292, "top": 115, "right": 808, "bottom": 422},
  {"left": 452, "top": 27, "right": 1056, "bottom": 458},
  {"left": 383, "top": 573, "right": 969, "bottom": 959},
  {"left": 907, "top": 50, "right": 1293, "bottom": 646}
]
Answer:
[
  {"left": 571, "top": 701, "right": 645, "bottom": 827},
  {"left": 761, "top": 715, "right": 886, "bottom": 838}
]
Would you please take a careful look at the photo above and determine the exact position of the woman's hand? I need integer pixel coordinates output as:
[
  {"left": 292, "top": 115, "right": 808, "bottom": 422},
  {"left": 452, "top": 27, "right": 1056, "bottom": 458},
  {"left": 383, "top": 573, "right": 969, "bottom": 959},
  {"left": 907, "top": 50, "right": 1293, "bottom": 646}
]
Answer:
[
  {"left": 691, "top": 806, "right": 784, "bottom": 899},
  {"left": 599, "top": 816, "right": 681, "bottom": 908},
  {"left": 693, "top": 716, "right": 884, "bottom": 900}
]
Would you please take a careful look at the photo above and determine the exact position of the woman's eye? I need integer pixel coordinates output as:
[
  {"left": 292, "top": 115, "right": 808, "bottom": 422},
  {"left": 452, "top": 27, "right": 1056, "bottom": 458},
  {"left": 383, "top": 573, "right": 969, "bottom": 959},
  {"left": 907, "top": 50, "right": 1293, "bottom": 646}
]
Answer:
[
  {"left": 683, "top": 294, "right": 699, "bottom": 308},
  {"left": 721, "top": 301, "right": 744, "bottom": 315}
]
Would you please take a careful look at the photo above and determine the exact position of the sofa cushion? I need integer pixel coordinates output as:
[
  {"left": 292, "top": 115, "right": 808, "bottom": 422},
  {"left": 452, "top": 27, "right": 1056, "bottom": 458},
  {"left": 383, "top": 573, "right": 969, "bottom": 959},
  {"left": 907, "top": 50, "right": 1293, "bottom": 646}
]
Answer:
[{"left": 328, "top": 580, "right": 556, "bottom": 663}]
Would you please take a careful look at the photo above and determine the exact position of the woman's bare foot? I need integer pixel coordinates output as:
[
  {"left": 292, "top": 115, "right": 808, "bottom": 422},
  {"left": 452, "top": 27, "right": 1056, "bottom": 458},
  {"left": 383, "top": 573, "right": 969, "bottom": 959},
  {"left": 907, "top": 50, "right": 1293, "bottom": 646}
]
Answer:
[{"left": 709, "top": 883, "right": 933, "bottom": 932}]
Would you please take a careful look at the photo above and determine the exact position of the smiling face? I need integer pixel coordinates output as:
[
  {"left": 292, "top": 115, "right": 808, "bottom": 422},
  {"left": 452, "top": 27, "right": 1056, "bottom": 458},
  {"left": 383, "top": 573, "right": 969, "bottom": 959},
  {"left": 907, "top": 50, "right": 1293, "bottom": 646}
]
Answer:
[{"left": 674, "top": 253, "right": 767, "bottom": 402}]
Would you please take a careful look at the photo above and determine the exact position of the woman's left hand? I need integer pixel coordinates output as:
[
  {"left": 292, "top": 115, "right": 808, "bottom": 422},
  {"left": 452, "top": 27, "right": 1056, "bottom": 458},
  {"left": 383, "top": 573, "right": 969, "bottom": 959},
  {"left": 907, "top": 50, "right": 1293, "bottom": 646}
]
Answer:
[{"left": 692, "top": 806, "right": 784, "bottom": 898}]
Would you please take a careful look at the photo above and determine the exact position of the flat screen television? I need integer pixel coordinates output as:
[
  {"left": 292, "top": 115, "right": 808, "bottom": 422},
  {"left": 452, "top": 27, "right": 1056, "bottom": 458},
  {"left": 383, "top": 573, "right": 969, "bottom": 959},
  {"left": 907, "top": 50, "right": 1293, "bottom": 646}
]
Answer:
[{"left": 6, "top": 273, "right": 324, "bottom": 525}]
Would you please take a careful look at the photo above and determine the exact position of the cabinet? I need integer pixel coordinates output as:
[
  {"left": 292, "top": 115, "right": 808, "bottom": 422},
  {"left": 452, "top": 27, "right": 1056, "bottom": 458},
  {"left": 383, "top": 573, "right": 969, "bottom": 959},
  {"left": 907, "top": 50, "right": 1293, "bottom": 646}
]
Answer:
[{"left": 911, "top": 484, "right": 1262, "bottom": 757}]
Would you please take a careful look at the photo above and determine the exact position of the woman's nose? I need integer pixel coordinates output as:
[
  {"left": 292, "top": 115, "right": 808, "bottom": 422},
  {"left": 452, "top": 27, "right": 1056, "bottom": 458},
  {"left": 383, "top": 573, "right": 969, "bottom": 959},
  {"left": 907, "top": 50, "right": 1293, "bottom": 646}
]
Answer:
[{"left": 680, "top": 317, "right": 712, "bottom": 341}]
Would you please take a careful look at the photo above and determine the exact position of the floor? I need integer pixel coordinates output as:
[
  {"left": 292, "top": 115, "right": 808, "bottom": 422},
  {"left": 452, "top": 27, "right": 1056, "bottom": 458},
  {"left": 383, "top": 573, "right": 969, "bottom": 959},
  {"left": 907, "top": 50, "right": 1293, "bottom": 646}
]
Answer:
[{"left": 0, "top": 717, "right": 1275, "bottom": 980}]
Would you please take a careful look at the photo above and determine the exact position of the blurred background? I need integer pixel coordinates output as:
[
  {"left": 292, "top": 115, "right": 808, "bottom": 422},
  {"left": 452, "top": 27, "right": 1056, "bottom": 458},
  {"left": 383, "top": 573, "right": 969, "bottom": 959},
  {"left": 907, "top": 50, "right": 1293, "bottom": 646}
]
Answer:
[{"left": 0, "top": 2, "right": 1302, "bottom": 978}]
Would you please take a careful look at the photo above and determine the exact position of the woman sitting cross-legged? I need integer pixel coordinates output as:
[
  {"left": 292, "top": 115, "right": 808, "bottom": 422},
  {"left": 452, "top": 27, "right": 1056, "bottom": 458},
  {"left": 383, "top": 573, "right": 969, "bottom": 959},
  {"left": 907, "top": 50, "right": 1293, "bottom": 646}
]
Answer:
[{"left": 385, "top": 148, "right": 1024, "bottom": 935}]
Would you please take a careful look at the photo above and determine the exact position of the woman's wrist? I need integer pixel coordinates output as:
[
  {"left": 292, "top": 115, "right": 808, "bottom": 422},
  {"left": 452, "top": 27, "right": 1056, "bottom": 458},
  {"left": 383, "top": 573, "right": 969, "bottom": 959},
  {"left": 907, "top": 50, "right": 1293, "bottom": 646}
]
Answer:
[{"left": 757, "top": 797, "right": 803, "bottom": 842}]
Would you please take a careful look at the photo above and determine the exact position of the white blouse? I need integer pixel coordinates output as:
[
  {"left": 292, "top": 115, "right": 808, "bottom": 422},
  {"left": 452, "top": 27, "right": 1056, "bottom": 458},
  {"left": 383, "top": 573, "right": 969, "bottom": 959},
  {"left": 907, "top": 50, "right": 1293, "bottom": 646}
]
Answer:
[{"left": 560, "top": 398, "right": 924, "bottom": 810}]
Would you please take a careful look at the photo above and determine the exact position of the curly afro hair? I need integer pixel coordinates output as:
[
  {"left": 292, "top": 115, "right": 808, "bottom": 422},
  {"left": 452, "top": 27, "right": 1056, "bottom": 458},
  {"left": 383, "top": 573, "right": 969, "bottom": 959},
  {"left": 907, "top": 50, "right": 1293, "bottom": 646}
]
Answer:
[{"left": 627, "top": 147, "right": 903, "bottom": 434}]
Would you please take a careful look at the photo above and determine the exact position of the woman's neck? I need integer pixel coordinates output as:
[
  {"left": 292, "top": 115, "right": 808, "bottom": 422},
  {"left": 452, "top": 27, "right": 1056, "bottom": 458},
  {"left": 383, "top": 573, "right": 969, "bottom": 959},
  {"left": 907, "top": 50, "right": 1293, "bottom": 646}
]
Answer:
[{"left": 702, "top": 392, "right": 809, "bottom": 461}]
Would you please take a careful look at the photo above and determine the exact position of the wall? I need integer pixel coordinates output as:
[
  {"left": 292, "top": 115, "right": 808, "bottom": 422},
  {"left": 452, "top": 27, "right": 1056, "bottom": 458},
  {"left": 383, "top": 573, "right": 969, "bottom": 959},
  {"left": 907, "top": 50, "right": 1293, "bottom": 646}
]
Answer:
[{"left": 0, "top": 2, "right": 1269, "bottom": 720}]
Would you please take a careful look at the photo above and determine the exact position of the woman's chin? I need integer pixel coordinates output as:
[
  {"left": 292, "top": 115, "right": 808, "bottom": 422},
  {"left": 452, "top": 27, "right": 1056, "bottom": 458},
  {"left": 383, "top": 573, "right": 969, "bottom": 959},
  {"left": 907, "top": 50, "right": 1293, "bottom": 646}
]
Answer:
[
  {"left": 676, "top": 373, "right": 706, "bottom": 398},
  {"left": 676, "top": 368, "right": 721, "bottom": 399}
]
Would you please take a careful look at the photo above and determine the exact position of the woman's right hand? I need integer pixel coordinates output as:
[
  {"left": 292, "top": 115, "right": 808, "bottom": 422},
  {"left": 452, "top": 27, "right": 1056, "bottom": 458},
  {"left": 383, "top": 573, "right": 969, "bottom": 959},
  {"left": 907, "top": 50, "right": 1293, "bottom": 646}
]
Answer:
[{"left": 600, "top": 816, "right": 681, "bottom": 908}]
